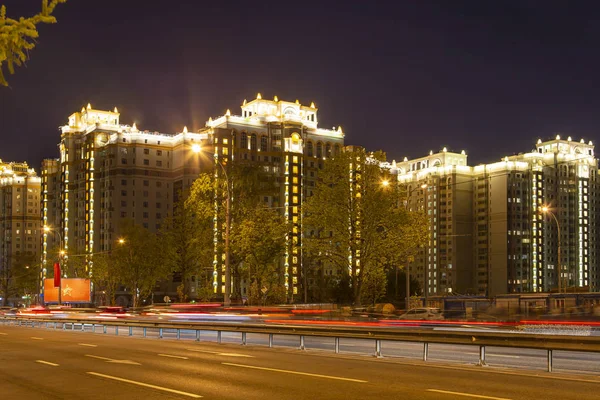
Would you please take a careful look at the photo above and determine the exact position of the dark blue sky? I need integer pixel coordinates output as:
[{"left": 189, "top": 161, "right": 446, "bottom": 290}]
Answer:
[{"left": 2, "top": 0, "right": 600, "bottom": 167}]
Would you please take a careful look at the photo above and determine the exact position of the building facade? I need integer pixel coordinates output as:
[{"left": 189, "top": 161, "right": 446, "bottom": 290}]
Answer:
[
  {"left": 43, "top": 96, "right": 344, "bottom": 303},
  {"left": 0, "top": 160, "right": 41, "bottom": 304},
  {"left": 42, "top": 104, "right": 205, "bottom": 302},
  {"left": 396, "top": 149, "right": 473, "bottom": 297},
  {"left": 198, "top": 94, "right": 344, "bottom": 300},
  {"left": 397, "top": 137, "right": 599, "bottom": 298}
]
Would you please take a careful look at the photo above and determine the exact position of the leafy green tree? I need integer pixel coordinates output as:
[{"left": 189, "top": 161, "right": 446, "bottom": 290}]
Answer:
[
  {"left": 89, "top": 253, "right": 120, "bottom": 306},
  {"left": 186, "top": 163, "right": 282, "bottom": 302},
  {"left": 234, "top": 205, "right": 287, "bottom": 305},
  {"left": 112, "top": 219, "right": 170, "bottom": 307},
  {"left": 161, "top": 189, "right": 213, "bottom": 301},
  {"left": 303, "top": 147, "right": 428, "bottom": 306},
  {"left": 0, "top": 0, "right": 67, "bottom": 86},
  {"left": 360, "top": 267, "right": 387, "bottom": 306},
  {"left": 0, "top": 253, "right": 37, "bottom": 306}
]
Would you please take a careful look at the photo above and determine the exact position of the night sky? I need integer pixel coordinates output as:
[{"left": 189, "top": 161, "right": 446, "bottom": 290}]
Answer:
[{"left": 2, "top": 0, "right": 600, "bottom": 168}]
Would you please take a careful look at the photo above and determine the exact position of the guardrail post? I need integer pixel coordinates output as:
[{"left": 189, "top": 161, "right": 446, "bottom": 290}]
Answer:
[
  {"left": 299, "top": 335, "right": 305, "bottom": 351},
  {"left": 92, "top": 324, "right": 96, "bottom": 333},
  {"left": 548, "top": 350, "right": 553, "bottom": 372},
  {"left": 62, "top": 323, "right": 66, "bottom": 331},
  {"left": 54, "top": 322, "right": 57, "bottom": 330},
  {"left": 143, "top": 327, "right": 147, "bottom": 338},
  {"left": 241, "top": 332, "right": 246, "bottom": 345},
  {"left": 159, "top": 328, "right": 163, "bottom": 339},
  {"left": 129, "top": 326, "right": 133, "bottom": 337},
  {"left": 177, "top": 329, "right": 181, "bottom": 340},
  {"left": 478, "top": 345, "right": 486, "bottom": 366},
  {"left": 103, "top": 325, "right": 107, "bottom": 334},
  {"left": 269, "top": 333, "right": 273, "bottom": 348},
  {"left": 81, "top": 323, "right": 85, "bottom": 332},
  {"left": 71, "top": 323, "right": 75, "bottom": 331},
  {"left": 115, "top": 326, "right": 119, "bottom": 336},
  {"left": 195, "top": 330, "right": 200, "bottom": 342},
  {"left": 335, "top": 337, "right": 340, "bottom": 354},
  {"left": 375, "top": 339, "right": 382, "bottom": 358},
  {"left": 217, "top": 331, "right": 222, "bottom": 344},
  {"left": 423, "top": 342, "right": 429, "bottom": 362}
]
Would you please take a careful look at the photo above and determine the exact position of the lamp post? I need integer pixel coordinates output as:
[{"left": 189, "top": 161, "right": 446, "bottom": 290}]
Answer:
[
  {"left": 192, "top": 143, "right": 232, "bottom": 306},
  {"left": 43, "top": 225, "right": 64, "bottom": 305},
  {"left": 541, "top": 206, "right": 562, "bottom": 294}
]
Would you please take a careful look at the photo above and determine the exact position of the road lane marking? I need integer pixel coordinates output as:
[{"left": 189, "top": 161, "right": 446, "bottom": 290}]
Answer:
[
  {"left": 30, "top": 337, "right": 43, "bottom": 340},
  {"left": 0, "top": 332, "right": 7, "bottom": 335},
  {"left": 85, "top": 355, "right": 112, "bottom": 361},
  {"left": 78, "top": 343, "right": 98, "bottom": 347},
  {"left": 427, "top": 389, "right": 511, "bottom": 400},
  {"left": 218, "top": 353, "right": 254, "bottom": 358},
  {"left": 87, "top": 372, "right": 202, "bottom": 398},
  {"left": 158, "top": 353, "right": 189, "bottom": 360},
  {"left": 222, "top": 362, "right": 367, "bottom": 383},
  {"left": 186, "top": 348, "right": 254, "bottom": 358},
  {"left": 85, "top": 354, "right": 141, "bottom": 365},
  {"left": 36, "top": 360, "right": 59, "bottom": 367},
  {"left": 464, "top": 352, "right": 520, "bottom": 359}
]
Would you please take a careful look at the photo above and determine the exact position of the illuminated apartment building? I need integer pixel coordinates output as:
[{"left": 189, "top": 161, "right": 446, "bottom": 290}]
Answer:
[
  {"left": 397, "top": 137, "right": 599, "bottom": 298},
  {"left": 43, "top": 96, "right": 344, "bottom": 303},
  {"left": 41, "top": 104, "right": 205, "bottom": 298},
  {"left": 396, "top": 149, "right": 474, "bottom": 296},
  {"left": 0, "top": 160, "right": 42, "bottom": 302},
  {"left": 197, "top": 94, "right": 344, "bottom": 300}
]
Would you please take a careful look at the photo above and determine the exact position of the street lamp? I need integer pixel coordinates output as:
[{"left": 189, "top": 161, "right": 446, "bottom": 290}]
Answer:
[
  {"left": 192, "top": 143, "right": 232, "bottom": 306},
  {"left": 43, "top": 225, "right": 64, "bottom": 305},
  {"left": 541, "top": 206, "right": 562, "bottom": 294}
]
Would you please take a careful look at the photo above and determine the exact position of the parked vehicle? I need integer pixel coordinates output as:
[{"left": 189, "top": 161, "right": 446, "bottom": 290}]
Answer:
[{"left": 397, "top": 307, "right": 444, "bottom": 321}]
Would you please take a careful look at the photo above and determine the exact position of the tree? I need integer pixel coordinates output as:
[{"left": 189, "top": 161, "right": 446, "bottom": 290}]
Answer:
[
  {"left": 161, "top": 188, "right": 213, "bottom": 301},
  {"left": 0, "top": 0, "right": 67, "bottom": 86},
  {"left": 89, "top": 253, "right": 120, "bottom": 306},
  {"left": 185, "top": 163, "right": 283, "bottom": 303},
  {"left": 303, "top": 147, "right": 428, "bottom": 306},
  {"left": 112, "top": 220, "right": 170, "bottom": 308},
  {"left": 360, "top": 267, "right": 387, "bottom": 306},
  {"left": 0, "top": 253, "right": 37, "bottom": 306},
  {"left": 234, "top": 205, "right": 287, "bottom": 305}
]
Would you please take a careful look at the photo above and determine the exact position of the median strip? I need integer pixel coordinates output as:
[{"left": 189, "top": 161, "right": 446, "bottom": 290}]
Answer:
[
  {"left": 158, "top": 353, "right": 189, "bottom": 360},
  {"left": 35, "top": 360, "right": 59, "bottom": 367},
  {"left": 222, "top": 362, "right": 367, "bottom": 383},
  {"left": 427, "top": 389, "right": 512, "bottom": 400},
  {"left": 87, "top": 372, "right": 202, "bottom": 398}
]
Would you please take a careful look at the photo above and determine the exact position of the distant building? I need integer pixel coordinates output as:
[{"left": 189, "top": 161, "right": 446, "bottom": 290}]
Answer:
[
  {"left": 396, "top": 148, "right": 473, "bottom": 296},
  {"left": 397, "top": 137, "right": 599, "bottom": 297},
  {"left": 0, "top": 160, "right": 41, "bottom": 303}
]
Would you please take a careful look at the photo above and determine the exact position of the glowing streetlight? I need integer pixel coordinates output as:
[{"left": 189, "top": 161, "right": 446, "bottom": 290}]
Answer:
[
  {"left": 381, "top": 179, "right": 390, "bottom": 187},
  {"left": 192, "top": 143, "right": 232, "bottom": 306},
  {"left": 118, "top": 238, "right": 125, "bottom": 245}
]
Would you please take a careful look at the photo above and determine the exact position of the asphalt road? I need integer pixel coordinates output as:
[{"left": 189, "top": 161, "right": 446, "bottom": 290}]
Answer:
[{"left": 1, "top": 325, "right": 600, "bottom": 400}]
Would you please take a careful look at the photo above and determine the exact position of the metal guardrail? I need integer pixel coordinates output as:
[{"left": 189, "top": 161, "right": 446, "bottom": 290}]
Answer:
[{"left": 3, "top": 316, "right": 600, "bottom": 373}]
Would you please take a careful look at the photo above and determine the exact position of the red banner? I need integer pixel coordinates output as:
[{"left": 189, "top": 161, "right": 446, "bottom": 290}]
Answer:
[
  {"left": 53, "top": 262, "right": 61, "bottom": 288},
  {"left": 44, "top": 279, "right": 91, "bottom": 303}
]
